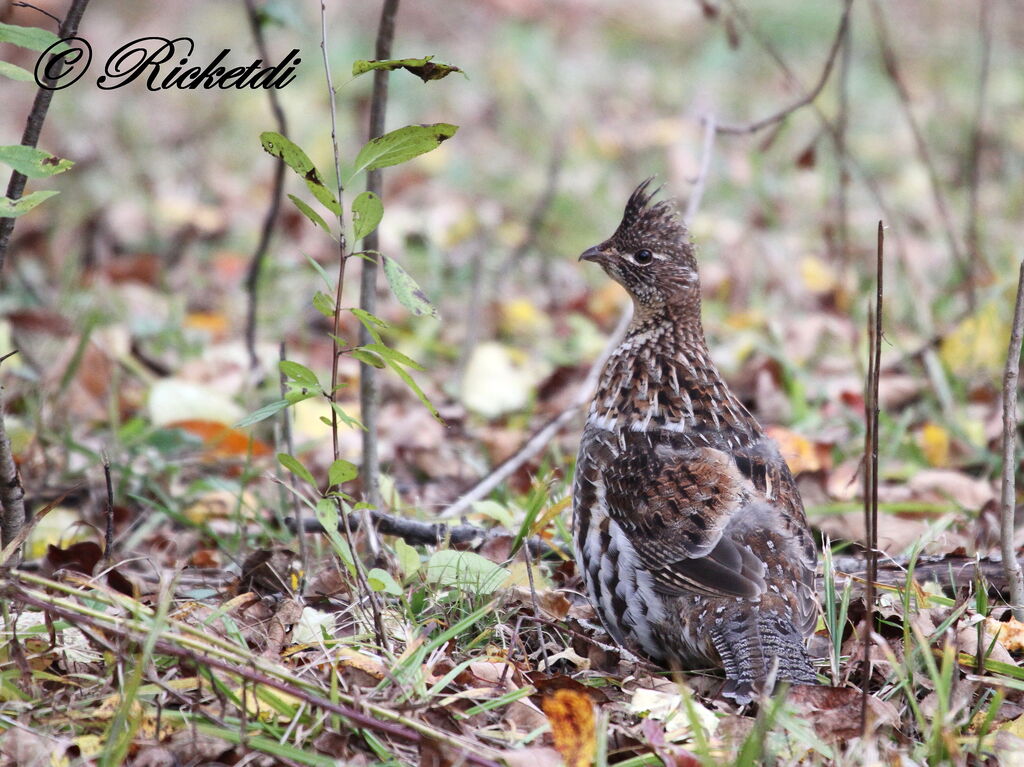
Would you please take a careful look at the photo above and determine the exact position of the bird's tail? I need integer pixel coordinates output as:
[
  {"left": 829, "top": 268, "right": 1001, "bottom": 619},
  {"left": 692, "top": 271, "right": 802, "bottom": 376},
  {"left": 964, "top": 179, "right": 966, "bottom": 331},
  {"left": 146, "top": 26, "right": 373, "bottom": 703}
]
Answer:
[{"left": 711, "top": 608, "right": 817, "bottom": 705}]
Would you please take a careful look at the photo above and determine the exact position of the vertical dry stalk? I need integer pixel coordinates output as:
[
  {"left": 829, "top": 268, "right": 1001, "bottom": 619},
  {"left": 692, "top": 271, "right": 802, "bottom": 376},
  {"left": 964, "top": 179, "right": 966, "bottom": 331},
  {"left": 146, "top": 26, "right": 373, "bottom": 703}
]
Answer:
[
  {"left": 320, "top": 0, "right": 388, "bottom": 649},
  {"left": 1000, "top": 262, "right": 1024, "bottom": 621},
  {"left": 358, "top": 0, "right": 400, "bottom": 518},
  {"left": 966, "top": 0, "right": 993, "bottom": 270},
  {"left": 243, "top": 0, "right": 291, "bottom": 372},
  {"left": 835, "top": 15, "right": 852, "bottom": 264},
  {"left": 861, "top": 222, "right": 883, "bottom": 731}
]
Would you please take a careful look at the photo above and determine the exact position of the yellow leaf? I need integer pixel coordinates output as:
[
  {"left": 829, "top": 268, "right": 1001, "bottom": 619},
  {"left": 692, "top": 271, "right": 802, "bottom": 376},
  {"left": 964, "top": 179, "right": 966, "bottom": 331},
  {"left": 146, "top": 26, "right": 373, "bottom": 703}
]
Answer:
[
  {"left": 939, "top": 302, "right": 1007, "bottom": 376},
  {"left": 542, "top": 689, "right": 596, "bottom": 767},
  {"left": 800, "top": 256, "right": 837, "bottom": 294},
  {"left": 919, "top": 422, "right": 950, "bottom": 467},
  {"left": 987, "top": 617, "right": 1024, "bottom": 652},
  {"left": 765, "top": 426, "right": 830, "bottom": 474}
]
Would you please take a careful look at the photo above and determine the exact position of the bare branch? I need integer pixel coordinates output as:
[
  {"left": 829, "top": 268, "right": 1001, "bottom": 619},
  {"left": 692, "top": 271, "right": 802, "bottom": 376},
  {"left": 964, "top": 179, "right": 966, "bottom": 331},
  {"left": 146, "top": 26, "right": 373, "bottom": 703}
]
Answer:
[
  {"left": 1001, "top": 261, "right": 1024, "bottom": 620},
  {"left": 869, "top": 0, "right": 970, "bottom": 306},
  {"left": 358, "top": 0, "right": 400, "bottom": 519},
  {"left": 716, "top": 0, "right": 852, "bottom": 136},
  {"left": 242, "top": 0, "right": 291, "bottom": 372}
]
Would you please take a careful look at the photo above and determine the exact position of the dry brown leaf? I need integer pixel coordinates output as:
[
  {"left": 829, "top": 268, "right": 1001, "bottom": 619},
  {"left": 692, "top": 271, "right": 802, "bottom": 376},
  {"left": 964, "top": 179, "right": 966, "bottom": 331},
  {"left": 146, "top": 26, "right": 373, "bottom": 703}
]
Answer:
[
  {"left": 542, "top": 689, "right": 596, "bottom": 767},
  {"left": 986, "top": 617, "right": 1024, "bottom": 653},
  {"left": 765, "top": 425, "right": 831, "bottom": 474}
]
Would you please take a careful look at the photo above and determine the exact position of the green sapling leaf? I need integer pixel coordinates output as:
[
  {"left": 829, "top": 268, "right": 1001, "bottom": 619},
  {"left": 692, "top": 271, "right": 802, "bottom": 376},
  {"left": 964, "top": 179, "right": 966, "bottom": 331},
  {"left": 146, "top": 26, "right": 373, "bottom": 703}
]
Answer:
[
  {"left": 288, "top": 194, "right": 332, "bottom": 235},
  {"left": 328, "top": 459, "right": 359, "bottom": 486},
  {"left": 351, "top": 56, "right": 464, "bottom": 82},
  {"left": 260, "top": 131, "right": 341, "bottom": 216},
  {"left": 0, "top": 190, "right": 58, "bottom": 218},
  {"left": 351, "top": 123, "right": 458, "bottom": 177},
  {"left": 382, "top": 256, "right": 439, "bottom": 318},
  {"left": 352, "top": 191, "right": 383, "bottom": 241},
  {"left": 278, "top": 453, "right": 316, "bottom": 488},
  {"left": 0, "top": 146, "right": 73, "bottom": 178}
]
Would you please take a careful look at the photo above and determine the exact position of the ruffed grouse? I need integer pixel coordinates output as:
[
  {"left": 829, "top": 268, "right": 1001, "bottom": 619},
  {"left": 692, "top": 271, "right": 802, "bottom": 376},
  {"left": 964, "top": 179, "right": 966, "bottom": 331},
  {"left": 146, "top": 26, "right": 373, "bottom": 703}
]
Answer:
[{"left": 573, "top": 180, "right": 819, "bottom": 703}]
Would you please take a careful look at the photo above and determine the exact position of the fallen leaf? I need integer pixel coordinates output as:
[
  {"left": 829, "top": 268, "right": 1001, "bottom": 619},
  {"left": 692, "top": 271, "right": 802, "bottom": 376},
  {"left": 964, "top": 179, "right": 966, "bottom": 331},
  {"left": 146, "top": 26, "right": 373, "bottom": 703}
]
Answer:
[
  {"left": 542, "top": 689, "right": 596, "bottom": 767},
  {"left": 919, "top": 422, "right": 951, "bottom": 467}
]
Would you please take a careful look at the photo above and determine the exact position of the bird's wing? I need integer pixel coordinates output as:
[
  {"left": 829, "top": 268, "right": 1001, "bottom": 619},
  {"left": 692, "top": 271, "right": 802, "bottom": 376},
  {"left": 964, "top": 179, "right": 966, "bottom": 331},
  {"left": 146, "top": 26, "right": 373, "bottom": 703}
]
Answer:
[{"left": 593, "top": 430, "right": 809, "bottom": 601}]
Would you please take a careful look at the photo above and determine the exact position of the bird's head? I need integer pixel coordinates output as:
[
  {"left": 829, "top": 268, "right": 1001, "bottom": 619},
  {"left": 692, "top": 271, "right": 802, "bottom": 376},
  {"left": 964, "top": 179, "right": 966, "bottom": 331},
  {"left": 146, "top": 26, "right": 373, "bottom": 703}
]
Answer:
[{"left": 579, "top": 179, "right": 699, "bottom": 316}]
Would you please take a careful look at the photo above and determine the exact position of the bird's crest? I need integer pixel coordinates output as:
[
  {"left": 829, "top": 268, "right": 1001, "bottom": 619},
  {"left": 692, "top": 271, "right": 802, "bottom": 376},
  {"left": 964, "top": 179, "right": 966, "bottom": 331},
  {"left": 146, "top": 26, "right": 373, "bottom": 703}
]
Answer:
[{"left": 612, "top": 178, "right": 685, "bottom": 247}]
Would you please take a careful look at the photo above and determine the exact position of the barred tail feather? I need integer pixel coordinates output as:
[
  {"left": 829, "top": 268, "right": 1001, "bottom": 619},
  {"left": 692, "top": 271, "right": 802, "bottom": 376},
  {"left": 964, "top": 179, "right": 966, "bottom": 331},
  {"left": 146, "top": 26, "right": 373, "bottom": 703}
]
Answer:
[{"left": 711, "top": 609, "right": 817, "bottom": 704}]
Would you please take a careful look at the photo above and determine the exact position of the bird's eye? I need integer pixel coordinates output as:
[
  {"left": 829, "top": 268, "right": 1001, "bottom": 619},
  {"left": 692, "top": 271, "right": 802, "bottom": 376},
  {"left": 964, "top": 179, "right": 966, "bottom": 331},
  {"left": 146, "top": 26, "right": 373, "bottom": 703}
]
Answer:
[{"left": 634, "top": 249, "right": 653, "bottom": 265}]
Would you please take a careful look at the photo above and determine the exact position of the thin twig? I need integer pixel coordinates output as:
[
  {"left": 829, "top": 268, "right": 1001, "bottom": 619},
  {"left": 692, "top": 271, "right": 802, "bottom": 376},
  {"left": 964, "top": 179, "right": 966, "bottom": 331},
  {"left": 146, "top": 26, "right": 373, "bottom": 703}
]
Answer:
[
  {"left": 724, "top": 0, "right": 909, "bottom": 270},
  {"left": 320, "top": 0, "right": 387, "bottom": 650},
  {"left": 716, "top": 0, "right": 851, "bottom": 135},
  {"left": 102, "top": 454, "right": 114, "bottom": 564},
  {"left": 279, "top": 342, "right": 306, "bottom": 574},
  {"left": 684, "top": 113, "right": 716, "bottom": 224},
  {"left": 1000, "top": 261, "right": 1024, "bottom": 620},
  {"left": 835, "top": 12, "right": 852, "bottom": 263},
  {"left": 869, "top": 0, "right": 969, "bottom": 307},
  {"left": 861, "top": 221, "right": 883, "bottom": 732},
  {"left": 965, "top": 0, "right": 993, "bottom": 274},
  {"left": 358, "top": 0, "right": 400, "bottom": 520},
  {"left": 243, "top": 0, "right": 291, "bottom": 372}
]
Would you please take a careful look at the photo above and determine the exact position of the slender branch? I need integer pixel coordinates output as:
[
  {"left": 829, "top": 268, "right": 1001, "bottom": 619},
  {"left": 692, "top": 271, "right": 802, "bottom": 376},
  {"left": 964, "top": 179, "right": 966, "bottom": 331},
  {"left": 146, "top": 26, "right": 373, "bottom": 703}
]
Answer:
[
  {"left": 358, "top": 0, "right": 400, "bottom": 520},
  {"left": 278, "top": 342, "right": 306, "bottom": 574},
  {"left": 720, "top": 0, "right": 908, "bottom": 265},
  {"left": 102, "top": 454, "right": 114, "bottom": 563},
  {"left": 965, "top": 0, "right": 993, "bottom": 272},
  {"left": 1000, "top": 261, "right": 1024, "bottom": 620},
  {"left": 861, "top": 222, "right": 883, "bottom": 732},
  {"left": 0, "top": 0, "right": 93, "bottom": 275},
  {"left": 684, "top": 113, "right": 716, "bottom": 223},
  {"left": 716, "top": 0, "right": 851, "bottom": 136},
  {"left": 242, "top": 0, "right": 291, "bottom": 372},
  {"left": 835, "top": 13, "right": 852, "bottom": 263},
  {"left": 869, "top": 0, "right": 969, "bottom": 307},
  {"left": 319, "top": 0, "right": 387, "bottom": 650}
]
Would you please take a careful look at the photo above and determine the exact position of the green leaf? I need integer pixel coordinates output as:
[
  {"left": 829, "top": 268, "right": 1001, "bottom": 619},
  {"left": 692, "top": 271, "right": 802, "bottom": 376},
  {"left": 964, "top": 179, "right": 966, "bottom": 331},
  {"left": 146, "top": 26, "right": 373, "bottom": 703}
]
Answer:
[
  {"left": 350, "top": 348, "right": 386, "bottom": 368},
  {"left": 330, "top": 401, "right": 366, "bottom": 431},
  {"left": 384, "top": 357, "right": 441, "bottom": 421},
  {"left": 234, "top": 398, "right": 290, "bottom": 428},
  {"left": 350, "top": 308, "right": 389, "bottom": 344},
  {"left": 425, "top": 551, "right": 509, "bottom": 595},
  {"left": 352, "top": 56, "right": 464, "bottom": 82},
  {"left": 0, "top": 190, "right": 58, "bottom": 218},
  {"left": 328, "top": 459, "right": 358, "bottom": 486},
  {"left": 288, "top": 194, "right": 331, "bottom": 235},
  {"left": 472, "top": 500, "right": 515, "bottom": 528},
  {"left": 312, "top": 291, "right": 335, "bottom": 318},
  {"left": 367, "top": 567, "right": 403, "bottom": 596},
  {"left": 0, "top": 61, "right": 33, "bottom": 82},
  {"left": 0, "top": 22, "right": 67, "bottom": 53},
  {"left": 352, "top": 124, "right": 458, "bottom": 177},
  {"left": 279, "top": 360, "right": 319, "bottom": 388},
  {"left": 305, "top": 254, "right": 334, "bottom": 292},
  {"left": 394, "top": 538, "right": 421, "bottom": 579},
  {"left": 363, "top": 342, "right": 424, "bottom": 371},
  {"left": 278, "top": 453, "right": 316, "bottom": 488},
  {"left": 352, "top": 191, "right": 383, "bottom": 241},
  {"left": 259, "top": 131, "right": 341, "bottom": 216},
  {"left": 0, "top": 146, "right": 73, "bottom": 178},
  {"left": 315, "top": 498, "right": 355, "bottom": 572},
  {"left": 382, "top": 257, "right": 438, "bottom": 318}
]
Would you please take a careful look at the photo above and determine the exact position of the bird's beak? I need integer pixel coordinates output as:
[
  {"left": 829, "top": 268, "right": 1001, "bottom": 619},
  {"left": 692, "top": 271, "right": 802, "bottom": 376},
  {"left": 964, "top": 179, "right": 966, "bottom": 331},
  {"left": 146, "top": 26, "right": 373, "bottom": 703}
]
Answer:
[{"left": 579, "top": 245, "right": 607, "bottom": 263}]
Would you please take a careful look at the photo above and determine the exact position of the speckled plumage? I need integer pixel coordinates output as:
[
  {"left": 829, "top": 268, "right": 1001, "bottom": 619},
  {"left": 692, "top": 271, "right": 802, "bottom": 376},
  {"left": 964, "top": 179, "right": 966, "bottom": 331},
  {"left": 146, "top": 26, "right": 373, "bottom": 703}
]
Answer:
[{"left": 573, "top": 180, "right": 819, "bottom": 703}]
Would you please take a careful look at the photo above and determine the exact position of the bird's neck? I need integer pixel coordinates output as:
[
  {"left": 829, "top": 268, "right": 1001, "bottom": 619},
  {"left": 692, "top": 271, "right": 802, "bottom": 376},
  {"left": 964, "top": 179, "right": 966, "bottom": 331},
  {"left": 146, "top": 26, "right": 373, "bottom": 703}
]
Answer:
[{"left": 589, "top": 309, "right": 758, "bottom": 440}]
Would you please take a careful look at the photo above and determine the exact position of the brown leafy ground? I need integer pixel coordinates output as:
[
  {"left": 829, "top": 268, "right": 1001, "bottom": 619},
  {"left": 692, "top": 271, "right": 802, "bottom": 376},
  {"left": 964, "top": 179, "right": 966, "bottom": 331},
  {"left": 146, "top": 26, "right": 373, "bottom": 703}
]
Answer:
[{"left": 2, "top": 0, "right": 1024, "bottom": 764}]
